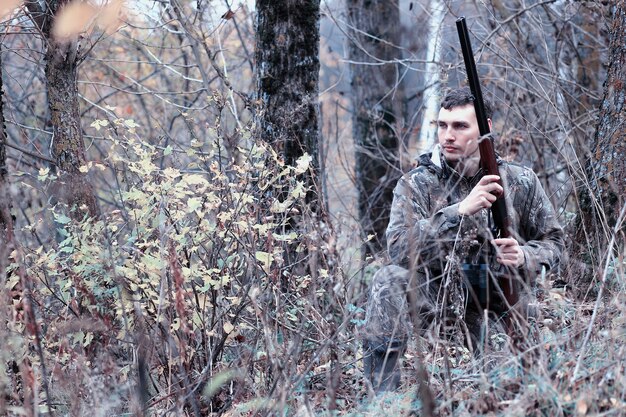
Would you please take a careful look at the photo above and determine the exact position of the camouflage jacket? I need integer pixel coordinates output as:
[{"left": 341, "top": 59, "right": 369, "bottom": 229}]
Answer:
[{"left": 386, "top": 146, "right": 564, "bottom": 283}]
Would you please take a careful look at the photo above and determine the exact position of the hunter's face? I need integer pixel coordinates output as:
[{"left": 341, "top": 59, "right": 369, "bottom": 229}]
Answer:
[{"left": 437, "top": 104, "right": 489, "bottom": 166}]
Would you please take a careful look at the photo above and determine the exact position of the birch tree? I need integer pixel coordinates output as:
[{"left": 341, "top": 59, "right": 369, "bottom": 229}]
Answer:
[{"left": 416, "top": 0, "right": 445, "bottom": 153}]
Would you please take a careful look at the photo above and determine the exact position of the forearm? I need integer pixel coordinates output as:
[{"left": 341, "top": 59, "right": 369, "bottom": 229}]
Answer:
[
  {"left": 519, "top": 232, "right": 564, "bottom": 278},
  {"left": 517, "top": 172, "right": 566, "bottom": 279},
  {"left": 387, "top": 202, "right": 464, "bottom": 267}
]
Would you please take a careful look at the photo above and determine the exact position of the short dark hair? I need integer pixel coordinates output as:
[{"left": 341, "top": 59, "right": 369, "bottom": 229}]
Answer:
[{"left": 441, "top": 87, "right": 493, "bottom": 119}]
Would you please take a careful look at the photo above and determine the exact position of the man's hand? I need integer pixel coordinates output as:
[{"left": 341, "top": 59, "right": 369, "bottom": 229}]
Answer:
[
  {"left": 458, "top": 175, "right": 503, "bottom": 216},
  {"left": 492, "top": 238, "right": 525, "bottom": 267}
]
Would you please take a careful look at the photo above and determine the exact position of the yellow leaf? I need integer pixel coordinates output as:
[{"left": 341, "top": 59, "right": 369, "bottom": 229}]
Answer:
[
  {"left": 162, "top": 167, "right": 180, "bottom": 180},
  {"left": 255, "top": 251, "right": 272, "bottom": 273},
  {"left": 37, "top": 167, "right": 51, "bottom": 182},
  {"left": 138, "top": 158, "right": 157, "bottom": 174},
  {"left": 90, "top": 119, "right": 109, "bottom": 131},
  {"left": 83, "top": 332, "right": 94, "bottom": 347},
  {"left": 124, "top": 119, "right": 139, "bottom": 128},
  {"left": 294, "top": 153, "right": 312, "bottom": 174},
  {"left": 187, "top": 197, "right": 202, "bottom": 213},
  {"left": 79, "top": 165, "right": 89, "bottom": 173},
  {"left": 576, "top": 398, "right": 588, "bottom": 415},
  {"left": 182, "top": 174, "right": 208, "bottom": 187},
  {"left": 223, "top": 321, "right": 234, "bottom": 334},
  {"left": 290, "top": 181, "right": 306, "bottom": 199},
  {"left": 270, "top": 199, "right": 292, "bottom": 213},
  {"left": 217, "top": 211, "right": 232, "bottom": 223},
  {"left": 272, "top": 232, "right": 298, "bottom": 242},
  {"left": 253, "top": 223, "right": 274, "bottom": 234}
]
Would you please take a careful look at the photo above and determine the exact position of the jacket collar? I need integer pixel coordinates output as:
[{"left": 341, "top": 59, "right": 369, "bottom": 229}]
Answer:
[{"left": 418, "top": 144, "right": 486, "bottom": 183}]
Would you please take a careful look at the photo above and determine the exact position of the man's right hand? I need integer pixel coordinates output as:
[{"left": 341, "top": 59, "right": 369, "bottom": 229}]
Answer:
[{"left": 458, "top": 175, "right": 503, "bottom": 216}]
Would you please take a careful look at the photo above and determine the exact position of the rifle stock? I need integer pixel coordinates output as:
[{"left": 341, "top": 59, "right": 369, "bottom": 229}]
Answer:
[{"left": 455, "top": 17, "right": 519, "bottom": 308}]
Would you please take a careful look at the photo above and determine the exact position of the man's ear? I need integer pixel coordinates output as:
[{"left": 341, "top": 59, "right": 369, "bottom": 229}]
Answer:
[{"left": 488, "top": 118, "right": 493, "bottom": 131}]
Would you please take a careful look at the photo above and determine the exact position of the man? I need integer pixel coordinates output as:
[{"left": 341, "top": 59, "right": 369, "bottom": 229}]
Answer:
[{"left": 362, "top": 87, "right": 564, "bottom": 392}]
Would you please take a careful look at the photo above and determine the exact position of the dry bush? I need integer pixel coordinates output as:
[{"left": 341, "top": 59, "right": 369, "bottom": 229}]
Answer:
[{"left": 1, "top": 1, "right": 624, "bottom": 416}]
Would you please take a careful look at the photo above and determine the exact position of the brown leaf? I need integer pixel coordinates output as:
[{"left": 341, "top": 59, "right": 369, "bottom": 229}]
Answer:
[
  {"left": 52, "top": 0, "right": 126, "bottom": 40},
  {"left": 97, "top": 0, "right": 125, "bottom": 34},
  {"left": 221, "top": 9, "right": 235, "bottom": 20},
  {"left": 52, "top": 1, "right": 98, "bottom": 40}
]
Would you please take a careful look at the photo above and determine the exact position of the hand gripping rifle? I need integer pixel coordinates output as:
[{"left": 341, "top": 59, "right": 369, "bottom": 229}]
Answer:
[{"left": 455, "top": 17, "right": 520, "bottom": 312}]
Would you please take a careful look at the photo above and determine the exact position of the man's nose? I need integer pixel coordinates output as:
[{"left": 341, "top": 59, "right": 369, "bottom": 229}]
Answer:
[{"left": 444, "top": 127, "right": 455, "bottom": 142}]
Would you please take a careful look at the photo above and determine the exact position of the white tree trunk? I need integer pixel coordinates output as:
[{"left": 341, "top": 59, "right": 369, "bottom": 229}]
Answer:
[{"left": 417, "top": 0, "right": 445, "bottom": 153}]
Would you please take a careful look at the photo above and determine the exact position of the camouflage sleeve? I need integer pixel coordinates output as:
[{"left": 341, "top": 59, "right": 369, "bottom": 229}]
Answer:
[
  {"left": 386, "top": 174, "right": 463, "bottom": 267},
  {"left": 518, "top": 171, "right": 564, "bottom": 279}
]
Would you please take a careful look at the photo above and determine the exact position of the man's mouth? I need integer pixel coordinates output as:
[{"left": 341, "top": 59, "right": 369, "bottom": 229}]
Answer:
[{"left": 443, "top": 146, "right": 458, "bottom": 152}]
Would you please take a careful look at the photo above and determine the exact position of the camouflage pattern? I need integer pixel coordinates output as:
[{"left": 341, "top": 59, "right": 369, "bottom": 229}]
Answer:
[
  {"left": 363, "top": 146, "right": 564, "bottom": 351},
  {"left": 362, "top": 266, "right": 437, "bottom": 346}
]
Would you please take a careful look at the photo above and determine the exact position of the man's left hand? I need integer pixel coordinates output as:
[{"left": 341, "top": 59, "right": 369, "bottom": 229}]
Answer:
[{"left": 492, "top": 238, "right": 525, "bottom": 267}]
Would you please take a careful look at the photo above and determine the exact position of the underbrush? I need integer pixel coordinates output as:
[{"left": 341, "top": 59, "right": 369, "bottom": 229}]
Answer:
[{"left": 1, "top": 118, "right": 625, "bottom": 416}]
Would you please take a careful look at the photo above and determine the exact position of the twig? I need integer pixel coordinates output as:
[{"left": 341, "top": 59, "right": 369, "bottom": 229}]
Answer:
[
  {"left": 5, "top": 141, "right": 56, "bottom": 164},
  {"left": 406, "top": 228, "right": 437, "bottom": 416},
  {"left": 16, "top": 248, "right": 55, "bottom": 416},
  {"left": 482, "top": 0, "right": 558, "bottom": 46}
]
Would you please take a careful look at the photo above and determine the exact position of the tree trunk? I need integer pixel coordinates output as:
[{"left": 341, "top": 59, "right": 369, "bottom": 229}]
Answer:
[
  {"left": 45, "top": 37, "right": 98, "bottom": 219},
  {"left": 254, "top": 2, "right": 331, "bottom": 399},
  {"left": 0, "top": 41, "right": 16, "bottom": 417},
  {"left": 574, "top": 2, "right": 626, "bottom": 293},
  {"left": 347, "top": 0, "right": 404, "bottom": 256},
  {"left": 255, "top": 0, "right": 321, "bottom": 190},
  {"left": 24, "top": 0, "right": 99, "bottom": 219},
  {"left": 417, "top": 0, "right": 445, "bottom": 153},
  {"left": 0, "top": 44, "right": 13, "bottom": 265},
  {"left": 255, "top": 0, "right": 323, "bottom": 272}
]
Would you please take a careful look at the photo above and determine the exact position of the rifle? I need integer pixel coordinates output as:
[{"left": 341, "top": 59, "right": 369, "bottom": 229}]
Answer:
[{"left": 455, "top": 17, "right": 519, "bottom": 311}]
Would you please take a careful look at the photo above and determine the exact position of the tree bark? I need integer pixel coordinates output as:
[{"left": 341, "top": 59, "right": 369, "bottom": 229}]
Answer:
[
  {"left": 417, "top": 0, "right": 445, "bottom": 153},
  {"left": 26, "top": 0, "right": 99, "bottom": 219},
  {"left": 0, "top": 41, "right": 16, "bottom": 417},
  {"left": 347, "top": 0, "right": 404, "bottom": 256},
  {"left": 255, "top": 0, "right": 321, "bottom": 192},
  {"left": 0, "top": 44, "right": 13, "bottom": 265},
  {"left": 255, "top": 0, "right": 323, "bottom": 277},
  {"left": 574, "top": 1, "right": 626, "bottom": 292},
  {"left": 45, "top": 36, "right": 98, "bottom": 219}
]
